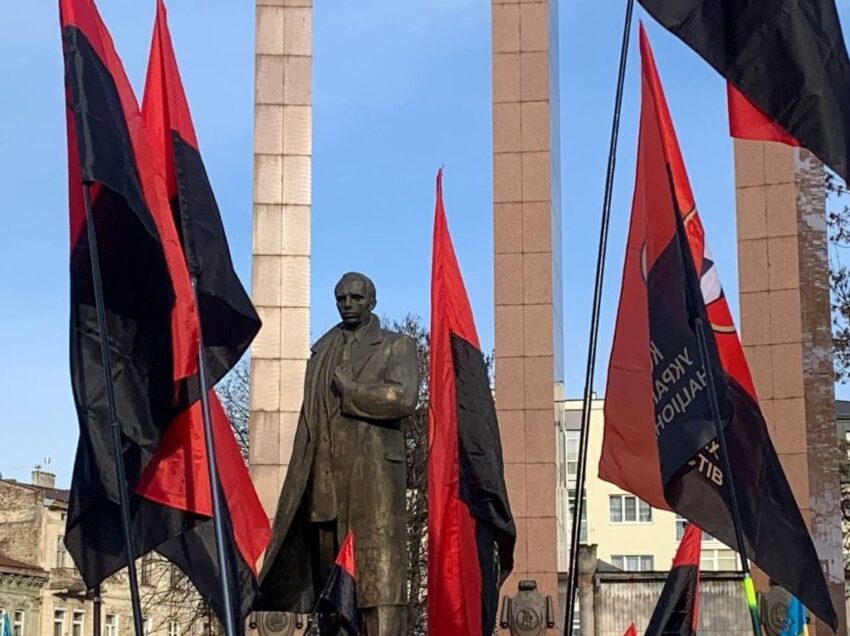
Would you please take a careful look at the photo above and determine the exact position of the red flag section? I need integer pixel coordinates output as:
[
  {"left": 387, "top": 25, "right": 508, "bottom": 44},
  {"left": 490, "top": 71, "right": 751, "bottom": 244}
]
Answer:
[
  {"left": 727, "top": 85, "right": 799, "bottom": 147},
  {"left": 599, "top": 25, "right": 837, "bottom": 629},
  {"left": 335, "top": 530, "right": 356, "bottom": 578},
  {"left": 428, "top": 170, "right": 515, "bottom": 636},
  {"left": 623, "top": 624, "right": 637, "bottom": 636}
]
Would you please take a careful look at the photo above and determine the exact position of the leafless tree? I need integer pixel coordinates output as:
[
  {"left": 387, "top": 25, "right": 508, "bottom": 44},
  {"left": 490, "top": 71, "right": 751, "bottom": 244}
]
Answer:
[
  {"left": 386, "top": 315, "right": 430, "bottom": 635},
  {"left": 216, "top": 359, "right": 251, "bottom": 460}
]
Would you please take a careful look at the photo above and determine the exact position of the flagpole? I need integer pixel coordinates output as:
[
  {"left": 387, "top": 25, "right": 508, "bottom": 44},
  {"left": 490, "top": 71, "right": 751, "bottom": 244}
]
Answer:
[
  {"left": 693, "top": 317, "right": 762, "bottom": 636},
  {"left": 81, "top": 183, "right": 145, "bottom": 636},
  {"left": 190, "top": 277, "right": 239, "bottom": 636},
  {"left": 563, "top": 0, "right": 635, "bottom": 633}
]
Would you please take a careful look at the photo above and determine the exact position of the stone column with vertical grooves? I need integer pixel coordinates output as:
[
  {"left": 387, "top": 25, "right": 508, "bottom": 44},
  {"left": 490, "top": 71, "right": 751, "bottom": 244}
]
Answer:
[
  {"left": 734, "top": 140, "right": 846, "bottom": 635},
  {"left": 250, "top": 0, "right": 312, "bottom": 522},
  {"left": 492, "top": 0, "right": 563, "bottom": 630}
]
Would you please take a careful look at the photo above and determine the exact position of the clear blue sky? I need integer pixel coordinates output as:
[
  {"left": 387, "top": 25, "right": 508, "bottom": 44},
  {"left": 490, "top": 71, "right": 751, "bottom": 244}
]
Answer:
[{"left": 2, "top": 1, "right": 848, "bottom": 487}]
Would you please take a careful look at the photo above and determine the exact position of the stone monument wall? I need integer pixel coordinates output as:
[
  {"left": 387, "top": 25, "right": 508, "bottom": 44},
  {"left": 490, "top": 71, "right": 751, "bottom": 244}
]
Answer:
[
  {"left": 250, "top": 0, "right": 313, "bottom": 521},
  {"left": 734, "top": 140, "right": 847, "bottom": 634},
  {"left": 492, "top": 0, "right": 564, "bottom": 630}
]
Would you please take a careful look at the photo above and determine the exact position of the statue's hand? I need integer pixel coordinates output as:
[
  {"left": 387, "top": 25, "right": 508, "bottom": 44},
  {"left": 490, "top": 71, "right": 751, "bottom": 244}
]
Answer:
[{"left": 332, "top": 367, "right": 354, "bottom": 396}]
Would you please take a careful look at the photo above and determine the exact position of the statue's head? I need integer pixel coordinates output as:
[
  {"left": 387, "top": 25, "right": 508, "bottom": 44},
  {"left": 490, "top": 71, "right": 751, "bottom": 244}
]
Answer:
[{"left": 335, "top": 272, "right": 377, "bottom": 329}]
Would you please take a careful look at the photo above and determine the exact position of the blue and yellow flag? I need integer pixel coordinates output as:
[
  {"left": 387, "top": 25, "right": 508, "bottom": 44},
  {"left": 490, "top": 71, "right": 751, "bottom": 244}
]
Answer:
[{"left": 781, "top": 597, "right": 809, "bottom": 636}]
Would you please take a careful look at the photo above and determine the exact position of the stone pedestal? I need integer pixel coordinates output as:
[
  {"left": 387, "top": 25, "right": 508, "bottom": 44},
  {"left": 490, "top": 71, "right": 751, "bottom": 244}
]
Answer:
[
  {"left": 250, "top": 0, "right": 313, "bottom": 521},
  {"left": 734, "top": 140, "right": 846, "bottom": 634},
  {"left": 491, "top": 0, "right": 563, "bottom": 631}
]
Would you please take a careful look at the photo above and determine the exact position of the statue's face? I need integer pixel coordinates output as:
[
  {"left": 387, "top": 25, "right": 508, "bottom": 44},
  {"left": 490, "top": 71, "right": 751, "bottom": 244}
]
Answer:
[{"left": 335, "top": 277, "right": 375, "bottom": 328}]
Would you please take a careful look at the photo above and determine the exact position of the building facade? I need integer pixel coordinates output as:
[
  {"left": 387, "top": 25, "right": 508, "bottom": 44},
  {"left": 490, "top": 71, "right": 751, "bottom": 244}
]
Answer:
[
  {"left": 556, "top": 399, "right": 740, "bottom": 576},
  {"left": 0, "top": 472, "right": 206, "bottom": 636}
]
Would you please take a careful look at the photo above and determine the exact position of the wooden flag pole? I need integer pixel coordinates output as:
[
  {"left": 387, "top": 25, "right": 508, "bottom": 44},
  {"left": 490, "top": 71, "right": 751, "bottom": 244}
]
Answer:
[
  {"left": 82, "top": 183, "right": 145, "bottom": 636},
  {"left": 563, "top": 0, "right": 635, "bottom": 633},
  {"left": 693, "top": 316, "right": 762, "bottom": 636}
]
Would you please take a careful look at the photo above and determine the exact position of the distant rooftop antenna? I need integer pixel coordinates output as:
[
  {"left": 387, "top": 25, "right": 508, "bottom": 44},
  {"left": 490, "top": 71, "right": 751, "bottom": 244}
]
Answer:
[{"left": 44, "top": 457, "right": 52, "bottom": 469}]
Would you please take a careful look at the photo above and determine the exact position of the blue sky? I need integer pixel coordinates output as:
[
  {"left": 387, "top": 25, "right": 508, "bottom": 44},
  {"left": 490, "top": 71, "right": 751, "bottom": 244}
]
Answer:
[{"left": 1, "top": 1, "right": 848, "bottom": 487}]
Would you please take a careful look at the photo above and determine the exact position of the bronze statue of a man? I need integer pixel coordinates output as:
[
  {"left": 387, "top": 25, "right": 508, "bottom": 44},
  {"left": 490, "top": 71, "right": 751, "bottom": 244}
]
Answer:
[{"left": 256, "top": 272, "right": 418, "bottom": 635}]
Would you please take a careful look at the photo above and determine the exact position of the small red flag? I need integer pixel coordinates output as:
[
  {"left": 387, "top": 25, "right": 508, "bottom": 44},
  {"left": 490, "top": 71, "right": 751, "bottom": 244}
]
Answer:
[
  {"left": 645, "top": 524, "right": 702, "bottom": 636},
  {"left": 623, "top": 623, "right": 637, "bottom": 636},
  {"left": 316, "top": 531, "right": 358, "bottom": 635}
]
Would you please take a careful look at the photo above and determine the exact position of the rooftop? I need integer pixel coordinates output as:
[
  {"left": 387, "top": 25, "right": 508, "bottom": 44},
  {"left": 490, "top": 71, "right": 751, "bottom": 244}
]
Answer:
[
  {"left": 0, "top": 553, "right": 47, "bottom": 577},
  {"left": 0, "top": 478, "right": 70, "bottom": 503}
]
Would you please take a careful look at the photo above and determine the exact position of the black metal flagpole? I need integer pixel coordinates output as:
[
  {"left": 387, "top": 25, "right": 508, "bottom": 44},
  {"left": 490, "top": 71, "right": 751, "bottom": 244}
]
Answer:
[
  {"left": 693, "top": 317, "right": 762, "bottom": 636},
  {"left": 190, "top": 277, "right": 239, "bottom": 636},
  {"left": 563, "top": 1, "right": 635, "bottom": 633},
  {"left": 82, "top": 183, "right": 145, "bottom": 636}
]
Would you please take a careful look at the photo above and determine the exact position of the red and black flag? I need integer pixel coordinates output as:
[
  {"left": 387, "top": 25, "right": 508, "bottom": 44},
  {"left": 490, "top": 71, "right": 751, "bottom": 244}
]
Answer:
[
  {"left": 638, "top": 0, "right": 850, "bottom": 182},
  {"left": 61, "top": 0, "right": 268, "bottom": 626},
  {"left": 141, "top": 0, "right": 260, "bottom": 384},
  {"left": 315, "top": 531, "right": 359, "bottom": 636},
  {"left": 428, "top": 170, "right": 515, "bottom": 636},
  {"left": 61, "top": 0, "right": 200, "bottom": 586},
  {"left": 645, "top": 523, "right": 701, "bottom": 636},
  {"left": 138, "top": 0, "right": 268, "bottom": 623},
  {"left": 623, "top": 625, "right": 637, "bottom": 636},
  {"left": 599, "top": 27, "right": 838, "bottom": 630}
]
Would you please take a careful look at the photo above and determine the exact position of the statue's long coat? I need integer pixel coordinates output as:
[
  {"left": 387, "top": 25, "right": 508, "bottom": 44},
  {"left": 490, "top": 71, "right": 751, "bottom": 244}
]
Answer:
[{"left": 255, "top": 317, "right": 418, "bottom": 612}]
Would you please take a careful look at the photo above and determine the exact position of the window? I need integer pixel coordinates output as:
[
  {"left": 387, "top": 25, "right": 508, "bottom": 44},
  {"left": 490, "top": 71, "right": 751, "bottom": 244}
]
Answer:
[
  {"left": 609, "top": 495, "right": 652, "bottom": 523},
  {"left": 700, "top": 549, "right": 741, "bottom": 572},
  {"left": 675, "top": 515, "right": 688, "bottom": 540},
  {"left": 611, "top": 555, "right": 654, "bottom": 571},
  {"left": 143, "top": 619, "right": 150, "bottom": 636},
  {"left": 104, "top": 614, "right": 117, "bottom": 636},
  {"left": 53, "top": 610, "right": 66, "bottom": 636},
  {"left": 13, "top": 611, "right": 24, "bottom": 636},
  {"left": 141, "top": 554, "right": 154, "bottom": 586},
  {"left": 55, "top": 536, "right": 68, "bottom": 569},
  {"left": 567, "top": 488, "right": 588, "bottom": 543},
  {"left": 72, "top": 613, "right": 84, "bottom": 636},
  {"left": 565, "top": 430, "right": 579, "bottom": 480},
  {"left": 170, "top": 564, "right": 186, "bottom": 589},
  {"left": 169, "top": 621, "right": 179, "bottom": 636}
]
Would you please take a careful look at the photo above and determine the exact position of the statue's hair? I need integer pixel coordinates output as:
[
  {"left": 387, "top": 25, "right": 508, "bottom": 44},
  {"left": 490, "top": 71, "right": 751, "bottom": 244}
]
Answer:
[{"left": 336, "top": 272, "right": 376, "bottom": 303}]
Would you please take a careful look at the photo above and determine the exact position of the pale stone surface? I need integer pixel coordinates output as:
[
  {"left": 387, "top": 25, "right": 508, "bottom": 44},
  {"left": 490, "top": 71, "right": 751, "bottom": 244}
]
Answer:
[
  {"left": 252, "top": 306, "right": 282, "bottom": 358},
  {"left": 494, "top": 202, "right": 523, "bottom": 253},
  {"left": 250, "top": 0, "right": 312, "bottom": 545},
  {"left": 519, "top": 2, "right": 548, "bottom": 52},
  {"left": 282, "top": 155, "right": 312, "bottom": 204},
  {"left": 735, "top": 140, "right": 846, "bottom": 634},
  {"left": 283, "top": 106, "right": 312, "bottom": 156},
  {"left": 254, "top": 154, "right": 284, "bottom": 204},
  {"left": 253, "top": 204, "right": 284, "bottom": 256},
  {"left": 255, "top": 105, "right": 285, "bottom": 155},
  {"left": 281, "top": 204, "right": 311, "bottom": 255},
  {"left": 256, "top": 6, "right": 285, "bottom": 55},
  {"left": 493, "top": 2, "right": 561, "bottom": 628},
  {"left": 493, "top": 102, "right": 522, "bottom": 153}
]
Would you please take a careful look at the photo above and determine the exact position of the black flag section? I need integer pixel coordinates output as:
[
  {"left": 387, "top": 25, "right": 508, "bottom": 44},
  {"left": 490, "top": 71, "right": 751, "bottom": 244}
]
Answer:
[{"left": 639, "top": 0, "right": 850, "bottom": 183}]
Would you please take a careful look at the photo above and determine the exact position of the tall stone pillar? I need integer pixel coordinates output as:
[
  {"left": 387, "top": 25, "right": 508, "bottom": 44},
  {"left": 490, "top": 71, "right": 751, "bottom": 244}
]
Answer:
[
  {"left": 250, "top": 0, "right": 312, "bottom": 520},
  {"left": 734, "top": 140, "right": 846, "bottom": 634},
  {"left": 492, "top": 0, "right": 564, "bottom": 630}
]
